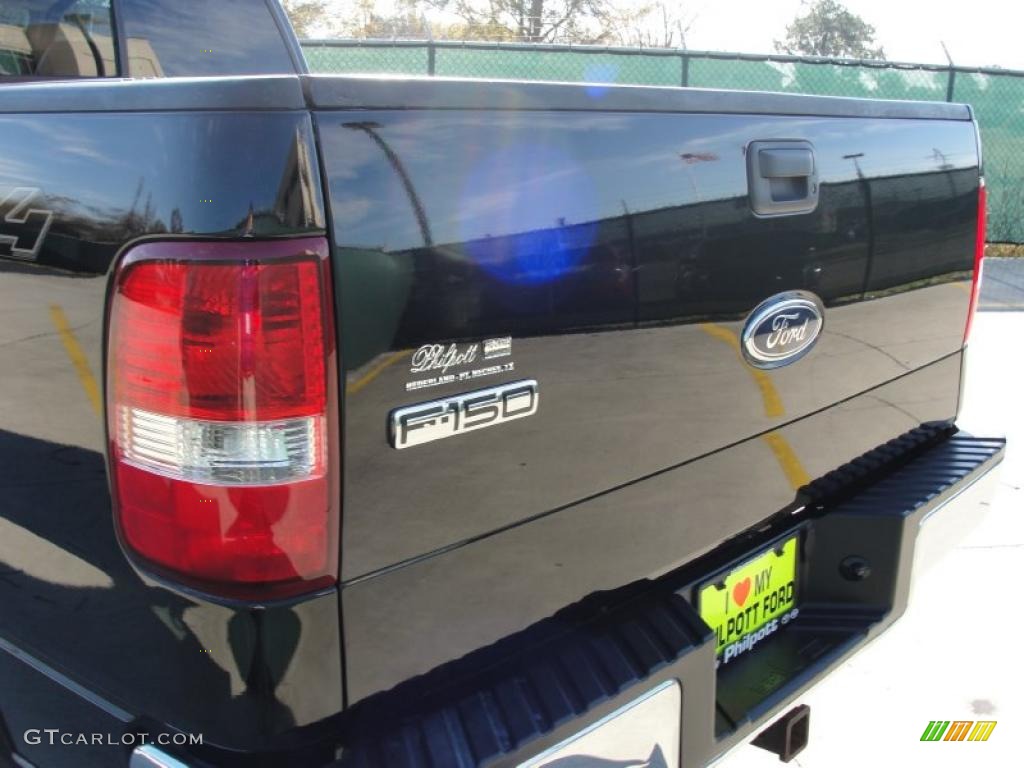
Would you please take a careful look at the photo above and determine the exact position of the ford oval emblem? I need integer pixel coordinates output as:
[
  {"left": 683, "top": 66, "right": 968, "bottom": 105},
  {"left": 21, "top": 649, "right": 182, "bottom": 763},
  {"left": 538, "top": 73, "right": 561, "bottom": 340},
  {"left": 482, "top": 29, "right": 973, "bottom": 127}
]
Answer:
[{"left": 741, "top": 291, "right": 824, "bottom": 369}]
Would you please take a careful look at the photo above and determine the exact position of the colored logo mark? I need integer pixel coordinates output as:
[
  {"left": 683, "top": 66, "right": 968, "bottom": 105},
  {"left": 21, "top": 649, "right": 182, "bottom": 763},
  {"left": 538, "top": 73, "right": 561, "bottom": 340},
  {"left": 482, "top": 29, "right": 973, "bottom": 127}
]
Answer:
[{"left": 920, "top": 720, "right": 997, "bottom": 742}]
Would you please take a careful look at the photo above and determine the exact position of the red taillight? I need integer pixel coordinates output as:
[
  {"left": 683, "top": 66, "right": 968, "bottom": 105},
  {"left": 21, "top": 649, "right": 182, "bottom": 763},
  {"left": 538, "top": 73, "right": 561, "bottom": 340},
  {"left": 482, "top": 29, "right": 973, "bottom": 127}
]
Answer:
[
  {"left": 107, "top": 239, "right": 338, "bottom": 599},
  {"left": 965, "top": 180, "right": 986, "bottom": 343}
]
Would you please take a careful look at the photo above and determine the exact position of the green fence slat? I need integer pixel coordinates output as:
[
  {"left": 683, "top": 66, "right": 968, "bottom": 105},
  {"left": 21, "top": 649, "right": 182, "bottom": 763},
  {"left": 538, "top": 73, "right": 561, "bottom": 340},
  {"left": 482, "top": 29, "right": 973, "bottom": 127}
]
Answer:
[
  {"left": 954, "top": 70, "right": 1024, "bottom": 242},
  {"left": 303, "top": 45, "right": 428, "bottom": 75},
  {"left": 433, "top": 47, "right": 680, "bottom": 86}
]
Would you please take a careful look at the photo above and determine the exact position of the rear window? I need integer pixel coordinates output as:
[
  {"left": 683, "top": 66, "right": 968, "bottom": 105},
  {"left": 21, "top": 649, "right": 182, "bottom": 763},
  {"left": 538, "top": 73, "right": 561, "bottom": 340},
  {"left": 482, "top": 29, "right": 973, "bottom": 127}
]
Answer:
[
  {"left": 118, "top": 0, "right": 296, "bottom": 77},
  {"left": 0, "top": 0, "right": 115, "bottom": 78}
]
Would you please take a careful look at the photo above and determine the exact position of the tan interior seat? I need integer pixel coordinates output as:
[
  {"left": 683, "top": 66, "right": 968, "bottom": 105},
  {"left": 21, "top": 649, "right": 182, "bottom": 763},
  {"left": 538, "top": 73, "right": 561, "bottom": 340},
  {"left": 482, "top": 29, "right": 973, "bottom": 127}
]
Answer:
[
  {"left": 126, "top": 37, "right": 164, "bottom": 78},
  {"left": 0, "top": 22, "right": 32, "bottom": 75},
  {"left": 26, "top": 21, "right": 115, "bottom": 77}
]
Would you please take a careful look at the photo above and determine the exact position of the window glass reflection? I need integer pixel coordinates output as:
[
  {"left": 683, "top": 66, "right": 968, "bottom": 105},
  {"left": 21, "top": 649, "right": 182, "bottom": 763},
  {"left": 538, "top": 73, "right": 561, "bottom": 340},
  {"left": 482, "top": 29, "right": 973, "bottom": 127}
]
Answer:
[
  {"left": 0, "top": 0, "right": 114, "bottom": 78},
  {"left": 120, "top": 0, "right": 295, "bottom": 77}
]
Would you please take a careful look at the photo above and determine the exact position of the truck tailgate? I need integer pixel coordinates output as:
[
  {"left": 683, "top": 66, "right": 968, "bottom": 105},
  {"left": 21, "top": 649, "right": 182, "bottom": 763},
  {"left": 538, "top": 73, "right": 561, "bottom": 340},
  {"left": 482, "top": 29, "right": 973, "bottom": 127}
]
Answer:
[{"left": 312, "top": 80, "right": 979, "bottom": 583}]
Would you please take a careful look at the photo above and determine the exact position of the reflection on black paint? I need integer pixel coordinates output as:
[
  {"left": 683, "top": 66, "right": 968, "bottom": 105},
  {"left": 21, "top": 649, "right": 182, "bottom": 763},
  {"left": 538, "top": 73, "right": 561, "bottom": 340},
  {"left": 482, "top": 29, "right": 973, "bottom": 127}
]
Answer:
[
  {"left": 0, "top": 116, "right": 323, "bottom": 275},
  {"left": 318, "top": 106, "right": 979, "bottom": 710},
  {"left": 324, "top": 112, "right": 978, "bottom": 361},
  {"left": 118, "top": 0, "right": 295, "bottom": 78},
  {"left": 0, "top": 427, "right": 306, "bottom": 746},
  {"left": 0, "top": 106, "right": 337, "bottom": 754},
  {"left": 227, "top": 608, "right": 302, "bottom": 732},
  {"left": 321, "top": 109, "right": 979, "bottom": 588}
]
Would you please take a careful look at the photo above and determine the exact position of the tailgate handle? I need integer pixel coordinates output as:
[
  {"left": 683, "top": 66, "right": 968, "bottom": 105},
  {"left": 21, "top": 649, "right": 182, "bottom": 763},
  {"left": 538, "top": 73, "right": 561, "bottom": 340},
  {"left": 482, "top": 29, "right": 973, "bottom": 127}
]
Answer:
[
  {"left": 759, "top": 148, "right": 814, "bottom": 178},
  {"left": 748, "top": 140, "right": 819, "bottom": 216}
]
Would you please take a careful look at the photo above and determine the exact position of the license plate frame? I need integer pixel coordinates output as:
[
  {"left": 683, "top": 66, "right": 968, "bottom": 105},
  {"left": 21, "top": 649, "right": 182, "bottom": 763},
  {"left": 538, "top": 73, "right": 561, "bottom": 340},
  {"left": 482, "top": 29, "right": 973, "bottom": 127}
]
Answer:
[{"left": 697, "top": 533, "right": 800, "bottom": 665}]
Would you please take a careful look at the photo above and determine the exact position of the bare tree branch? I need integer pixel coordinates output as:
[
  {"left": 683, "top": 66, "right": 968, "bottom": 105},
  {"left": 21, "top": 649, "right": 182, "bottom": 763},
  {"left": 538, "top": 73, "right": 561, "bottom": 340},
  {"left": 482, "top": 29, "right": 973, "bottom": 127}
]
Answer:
[{"left": 311, "top": 0, "right": 701, "bottom": 46}]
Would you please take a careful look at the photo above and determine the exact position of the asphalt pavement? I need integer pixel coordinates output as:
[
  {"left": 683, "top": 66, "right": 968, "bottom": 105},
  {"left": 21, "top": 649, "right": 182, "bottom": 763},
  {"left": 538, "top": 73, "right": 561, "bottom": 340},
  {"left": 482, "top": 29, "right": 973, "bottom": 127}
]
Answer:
[
  {"left": 717, "top": 259, "right": 1024, "bottom": 768},
  {"left": 980, "top": 257, "right": 1024, "bottom": 311}
]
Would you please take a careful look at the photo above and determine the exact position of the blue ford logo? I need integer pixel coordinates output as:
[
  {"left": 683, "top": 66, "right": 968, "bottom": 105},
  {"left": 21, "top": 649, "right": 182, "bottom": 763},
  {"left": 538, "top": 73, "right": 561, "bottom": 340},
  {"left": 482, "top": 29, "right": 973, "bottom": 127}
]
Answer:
[{"left": 741, "top": 291, "right": 824, "bottom": 369}]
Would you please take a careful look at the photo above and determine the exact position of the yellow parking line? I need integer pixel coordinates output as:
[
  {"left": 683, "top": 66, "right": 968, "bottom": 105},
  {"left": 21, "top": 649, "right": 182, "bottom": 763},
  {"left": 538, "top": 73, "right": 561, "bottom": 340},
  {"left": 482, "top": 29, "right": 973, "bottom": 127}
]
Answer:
[
  {"left": 699, "top": 322, "right": 808, "bottom": 490},
  {"left": 761, "top": 431, "right": 811, "bottom": 489},
  {"left": 49, "top": 304, "right": 101, "bottom": 416},
  {"left": 699, "top": 323, "right": 784, "bottom": 418},
  {"left": 346, "top": 350, "right": 409, "bottom": 395}
]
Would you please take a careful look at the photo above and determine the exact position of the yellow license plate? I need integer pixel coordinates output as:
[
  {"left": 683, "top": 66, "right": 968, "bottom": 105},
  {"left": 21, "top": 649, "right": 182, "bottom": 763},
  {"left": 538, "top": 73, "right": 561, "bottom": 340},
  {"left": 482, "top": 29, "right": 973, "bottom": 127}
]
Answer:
[{"left": 698, "top": 535, "right": 799, "bottom": 663}]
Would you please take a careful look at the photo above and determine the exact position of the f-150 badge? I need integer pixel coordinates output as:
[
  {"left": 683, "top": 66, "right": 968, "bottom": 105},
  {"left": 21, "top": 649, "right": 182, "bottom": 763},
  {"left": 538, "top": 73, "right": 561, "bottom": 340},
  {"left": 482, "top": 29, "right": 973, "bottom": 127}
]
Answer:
[
  {"left": 0, "top": 187, "right": 53, "bottom": 262},
  {"left": 389, "top": 379, "right": 538, "bottom": 449},
  {"left": 741, "top": 290, "right": 824, "bottom": 369}
]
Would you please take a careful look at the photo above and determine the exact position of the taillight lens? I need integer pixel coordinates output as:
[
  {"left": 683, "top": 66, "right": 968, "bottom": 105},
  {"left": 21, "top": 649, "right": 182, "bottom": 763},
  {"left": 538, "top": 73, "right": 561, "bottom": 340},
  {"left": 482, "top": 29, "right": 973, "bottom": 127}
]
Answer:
[
  {"left": 965, "top": 180, "right": 986, "bottom": 344},
  {"left": 107, "top": 239, "right": 338, "bottom": 599}
]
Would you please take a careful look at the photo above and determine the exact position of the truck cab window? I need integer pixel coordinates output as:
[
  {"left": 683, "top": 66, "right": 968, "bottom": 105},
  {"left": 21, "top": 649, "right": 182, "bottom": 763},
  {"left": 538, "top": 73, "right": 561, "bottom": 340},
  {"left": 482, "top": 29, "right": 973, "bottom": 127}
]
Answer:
[
  {"left": 0, "top": 1, "right": 114, "bottom": 78},
  {"left": 118, "top": 0, "right": 297, "bottom": 77}
]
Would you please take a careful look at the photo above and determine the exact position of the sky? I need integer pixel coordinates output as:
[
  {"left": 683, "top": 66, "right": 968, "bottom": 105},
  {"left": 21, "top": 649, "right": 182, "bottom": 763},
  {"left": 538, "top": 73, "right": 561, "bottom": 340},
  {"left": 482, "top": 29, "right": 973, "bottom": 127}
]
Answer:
[
  {"left": 682, "top": 0, "right": 1024, "bottom": 69},
  {"left": 318, "top": 0, "right": 1024, "bottom": 70}
]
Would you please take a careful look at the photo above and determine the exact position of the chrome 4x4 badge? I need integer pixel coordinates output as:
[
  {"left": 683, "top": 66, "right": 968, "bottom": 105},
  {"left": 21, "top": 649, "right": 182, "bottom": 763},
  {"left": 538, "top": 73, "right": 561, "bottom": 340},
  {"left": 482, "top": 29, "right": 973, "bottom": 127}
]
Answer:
[
  {"left": 389, "top": 379, "right": 538, "bottom": 449},
  {"left": 0, "top": 187, "right": 53, "bottom": 261}
]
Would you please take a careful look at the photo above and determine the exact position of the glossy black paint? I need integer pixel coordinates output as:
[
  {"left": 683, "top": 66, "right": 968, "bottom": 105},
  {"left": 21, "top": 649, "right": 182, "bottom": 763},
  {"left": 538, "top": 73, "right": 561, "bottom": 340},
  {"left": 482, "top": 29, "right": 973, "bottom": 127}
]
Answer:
[
  {"left": 0, "top": 75, "right": 306, "bottom": 113},
  {"left": 318, "top": 109, "right": 978, "bottom": 583},
  {"left": 312, "top": 102, "right": 979, "bottom": 708},
  {"left": 0, "top": 83, "right": 342, "bottom": 761},
  {"left": 338, "top": 355, "right": 966, "bottom": 701},
  {"left": 306, "top": 74, "right": 972, "bottom": 120}
]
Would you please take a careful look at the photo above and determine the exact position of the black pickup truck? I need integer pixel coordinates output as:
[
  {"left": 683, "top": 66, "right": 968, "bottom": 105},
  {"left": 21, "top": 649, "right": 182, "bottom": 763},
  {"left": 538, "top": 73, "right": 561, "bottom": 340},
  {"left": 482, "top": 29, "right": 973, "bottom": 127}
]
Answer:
[{"left": 0, "top": 2, "right": 1004, "bottom": 767}]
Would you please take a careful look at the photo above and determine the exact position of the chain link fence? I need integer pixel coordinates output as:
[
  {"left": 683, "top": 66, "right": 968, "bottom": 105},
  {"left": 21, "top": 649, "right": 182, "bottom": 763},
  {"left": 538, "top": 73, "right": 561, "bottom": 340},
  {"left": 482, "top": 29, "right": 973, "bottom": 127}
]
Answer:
[{"left": 302, "top": 40, "right": 1024, "bottom": 243}]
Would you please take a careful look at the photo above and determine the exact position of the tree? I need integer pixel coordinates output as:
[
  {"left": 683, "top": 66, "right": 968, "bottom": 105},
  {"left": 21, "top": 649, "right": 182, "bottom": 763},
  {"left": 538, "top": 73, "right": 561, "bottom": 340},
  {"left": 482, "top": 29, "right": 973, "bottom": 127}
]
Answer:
[
  {"left": 282, "top": 0, "right": 330, "bottom": 37},
  {"left": 611, "top": 1, "right": 700, "bottom": 48},
  {"left": 421, "top": 0, "right": 621, "bottom": 44},
  {"left": 775, "top": 0, "right": 885, "bottom": 60},
  {"left": 302, "top": 0, "right": 696, "bottom": 46},
  {"left": 338, "top": 0, "right": 434, "bottom": 38}
]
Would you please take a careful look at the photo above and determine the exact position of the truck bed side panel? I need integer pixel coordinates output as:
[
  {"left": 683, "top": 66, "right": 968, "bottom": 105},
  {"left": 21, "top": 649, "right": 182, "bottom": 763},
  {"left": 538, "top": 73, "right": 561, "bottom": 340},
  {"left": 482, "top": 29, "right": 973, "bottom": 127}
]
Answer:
[{"left": 0, "top": 89, "right": 341, "bottom": 754}]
